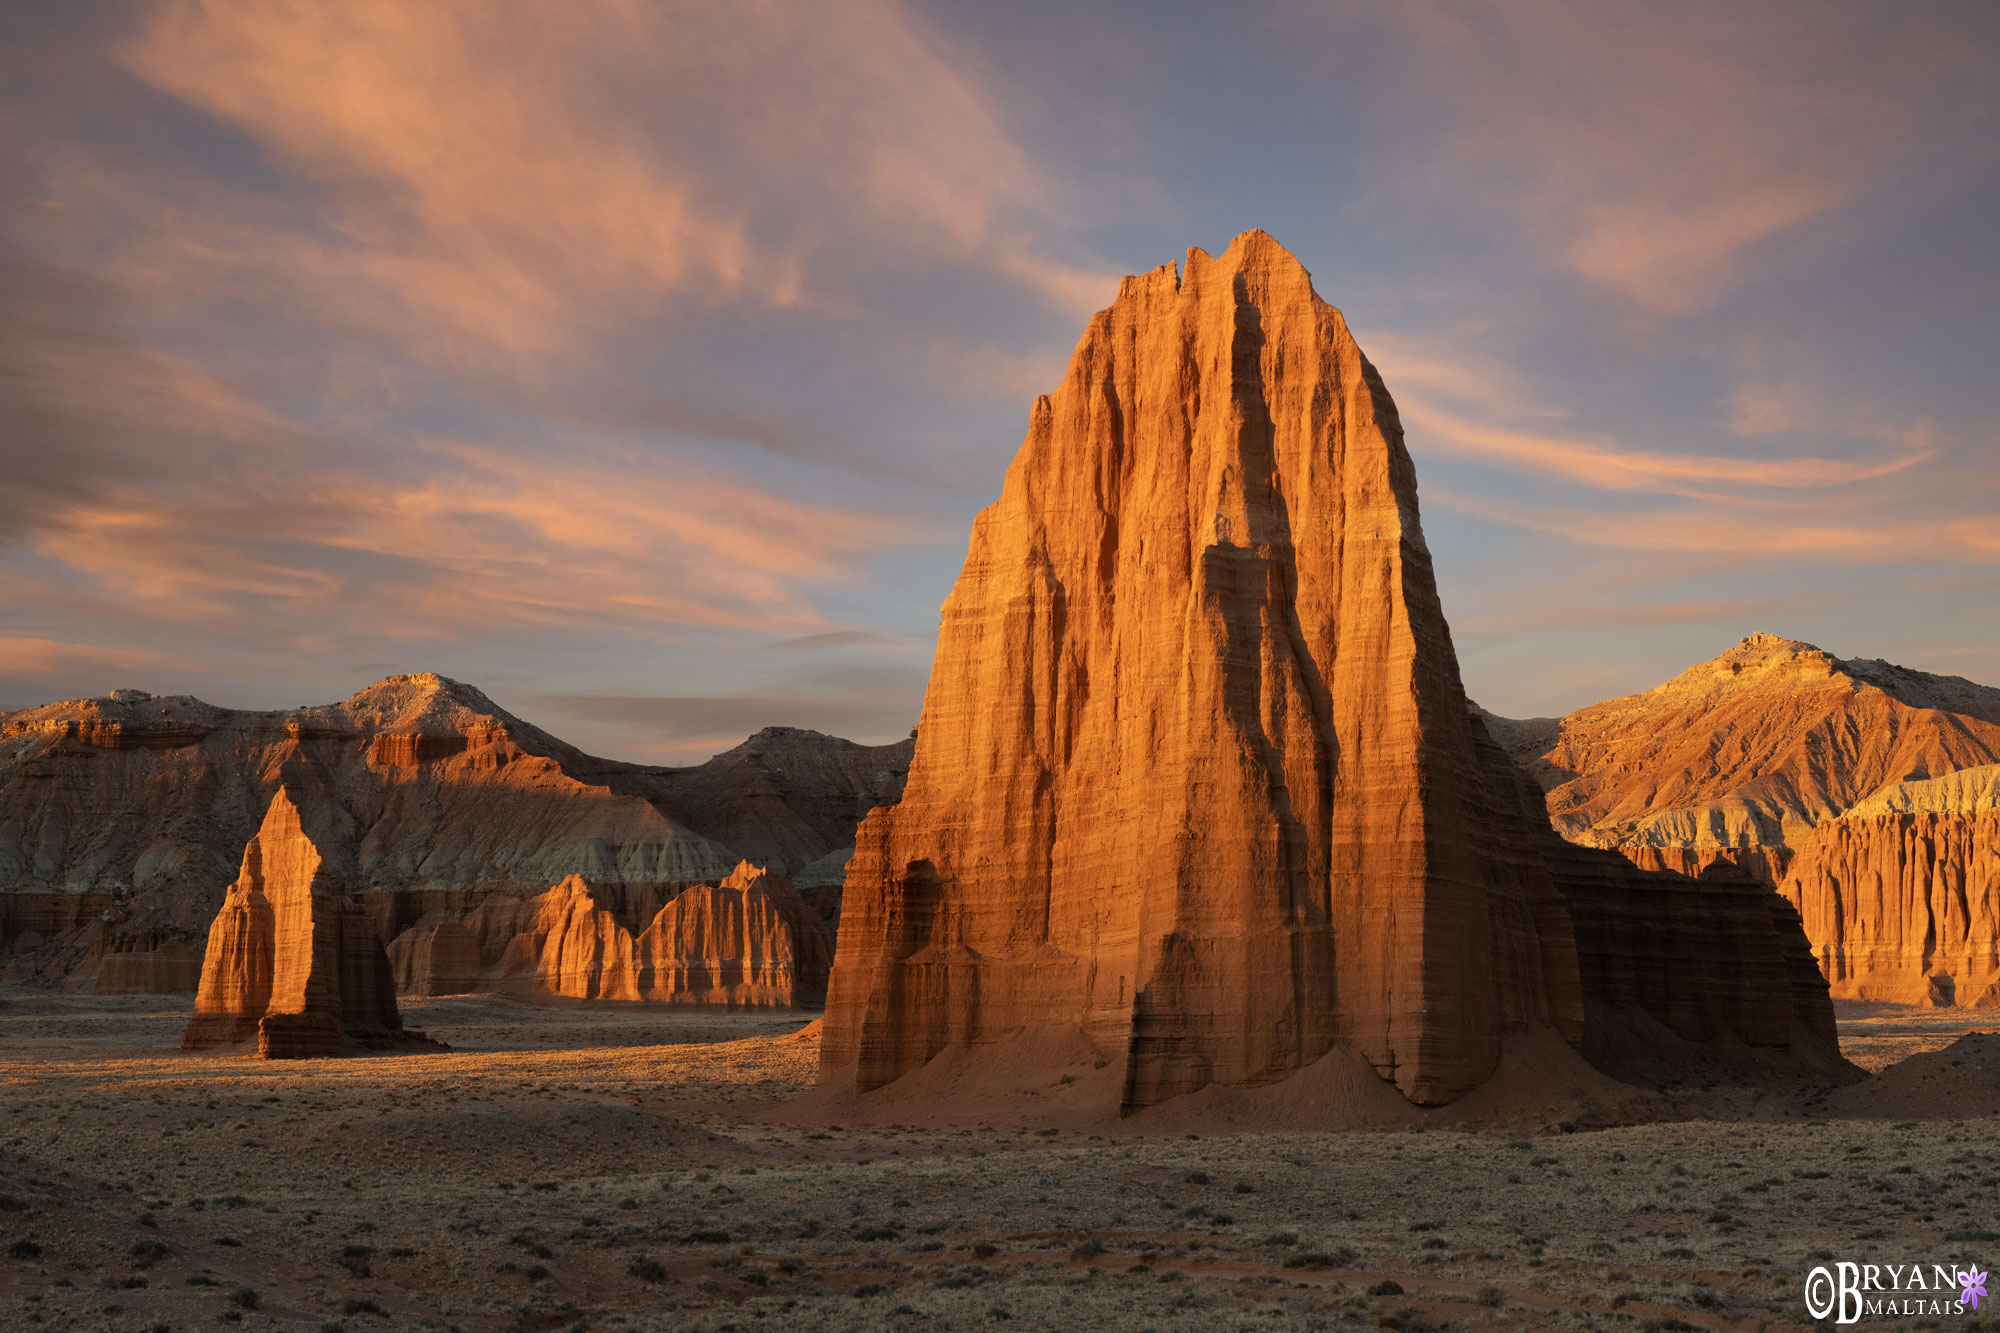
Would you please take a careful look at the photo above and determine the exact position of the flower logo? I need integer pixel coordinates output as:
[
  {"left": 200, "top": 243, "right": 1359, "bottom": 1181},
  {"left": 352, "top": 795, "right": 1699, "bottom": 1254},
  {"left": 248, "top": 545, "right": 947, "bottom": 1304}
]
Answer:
[{"left": 1962, "top": 1268, "right": 1988, "bottom": 1311}]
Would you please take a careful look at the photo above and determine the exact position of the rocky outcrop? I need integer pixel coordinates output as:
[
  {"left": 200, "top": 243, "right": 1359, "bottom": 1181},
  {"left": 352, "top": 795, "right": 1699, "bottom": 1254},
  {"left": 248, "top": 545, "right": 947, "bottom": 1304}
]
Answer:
[
  {"left": 183, "top": 787, "right": 425, "bottom": 1056},
  {"left": 820, "top": 231, "right": 1844, "bottom": 1113},
  {"left": 1779, "top": 765, "right": 2000, "bottom": 1006},
  {"left": 637, "top": 861, "right": 835, "bottom": 1006},
  {"left": 1, "top": 676, "right": 906, "bottom": 987},
  {"left": 387, "top": 861, "right": 833, "bottom": 1006},
  {"left": 1493, "top": 635, "right": 2000, "bottom": 881}
]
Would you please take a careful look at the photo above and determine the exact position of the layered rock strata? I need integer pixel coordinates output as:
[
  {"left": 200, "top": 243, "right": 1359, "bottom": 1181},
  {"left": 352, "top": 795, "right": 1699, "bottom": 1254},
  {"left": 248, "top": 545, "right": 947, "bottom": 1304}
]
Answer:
[
  {"left": 182, "top": 788, "right": 418, "bottom": 1057},
  {"left": 1779, "top": 765, "right": 2000, "bottom": 1006},
  {"left": 1494, "top": 635, "right": 2000, "bottom": 884},
  {"left": 387, "top": 861, "right": 832, "bottom": 1006},
  {"left": 820, "top": 231, "right": 1844, "bottom": 1112},
  {"left": 1, "top": 676, "right": 908, "bottom": 988}
]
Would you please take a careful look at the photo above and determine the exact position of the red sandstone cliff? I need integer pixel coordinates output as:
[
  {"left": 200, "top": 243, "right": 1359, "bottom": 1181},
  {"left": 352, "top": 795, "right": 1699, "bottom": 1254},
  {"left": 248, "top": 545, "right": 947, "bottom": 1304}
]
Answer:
[{"left": 819, "top": 232, "right": 1843, "bottom": 1111}]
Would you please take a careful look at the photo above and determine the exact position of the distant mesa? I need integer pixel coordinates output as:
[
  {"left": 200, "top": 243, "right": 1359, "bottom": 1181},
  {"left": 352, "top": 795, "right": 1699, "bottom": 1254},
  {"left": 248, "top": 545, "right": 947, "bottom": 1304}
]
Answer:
[
  {"left": 0, "top": 672, "right": 909, "bottom": 992},
  {"left": 818, "top": 230, "right": 1852, "bottom": 1118},
  {"left": 1487, "top": 633, "right": 2000, "bottom": 1007},
  {"left": 386, "top": 859, "right": 832, "bottom": 1007},
  {"left": 182, "top": 786, "right": 439, "bottom": 1057}
]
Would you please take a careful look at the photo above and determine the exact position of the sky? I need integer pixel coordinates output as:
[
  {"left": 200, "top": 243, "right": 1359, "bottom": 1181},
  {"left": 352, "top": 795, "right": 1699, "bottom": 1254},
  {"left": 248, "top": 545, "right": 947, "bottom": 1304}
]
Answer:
[{"left": 2, "top": 1, "right": 1998, "bottom": 764}]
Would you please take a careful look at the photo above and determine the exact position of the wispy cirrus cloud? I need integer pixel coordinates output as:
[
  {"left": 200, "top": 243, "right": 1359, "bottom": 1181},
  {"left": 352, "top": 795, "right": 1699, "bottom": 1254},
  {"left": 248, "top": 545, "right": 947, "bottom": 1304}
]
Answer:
[{"left": 1401, "top": 399, "right": 1932, "bottom": 499}]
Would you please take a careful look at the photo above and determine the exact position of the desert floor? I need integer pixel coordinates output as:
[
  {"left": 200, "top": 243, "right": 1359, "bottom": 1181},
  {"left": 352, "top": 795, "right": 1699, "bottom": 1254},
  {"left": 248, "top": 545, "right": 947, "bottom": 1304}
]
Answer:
[{"left": 2, "top": 989, "right": 1996, "bottom": 1333}]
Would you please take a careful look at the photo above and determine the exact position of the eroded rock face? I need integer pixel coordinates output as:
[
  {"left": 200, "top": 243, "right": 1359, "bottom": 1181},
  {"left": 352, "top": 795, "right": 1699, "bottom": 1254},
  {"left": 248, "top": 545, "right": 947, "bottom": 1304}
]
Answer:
[
  {"left": 638, "top": 861, "right": 835, "bottom": 1007},
  {"left": 1494, "top": 635, "right": 2000, "bottom": 879},
  {"left": 820, "top": 233, "right": 1846, "bottom": 1111},
  {"left": 824, "top": 232, "right": 1631, "bottom": 1108},
  {"left": 387, "top": 861, "right": 833, "bottom": 1006},
  {"left": 1780, "top": 766, "right": 2000, "bottom": 1006},
  {"left": 1486, "top": 642, "right": 2000, "bottom": 1005},
  {"left": 182, "top": 788, "right": 415, "bottom": 1056},
  {"left": 0, "top": 675, "right": 903, "bottom": 987}
]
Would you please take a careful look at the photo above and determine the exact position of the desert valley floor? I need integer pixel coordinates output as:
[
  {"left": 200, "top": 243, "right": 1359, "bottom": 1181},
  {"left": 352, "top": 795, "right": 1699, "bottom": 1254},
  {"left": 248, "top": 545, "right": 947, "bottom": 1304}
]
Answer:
[{"left": 2, "top": 992, "right": 1997, "bottom": 1333}]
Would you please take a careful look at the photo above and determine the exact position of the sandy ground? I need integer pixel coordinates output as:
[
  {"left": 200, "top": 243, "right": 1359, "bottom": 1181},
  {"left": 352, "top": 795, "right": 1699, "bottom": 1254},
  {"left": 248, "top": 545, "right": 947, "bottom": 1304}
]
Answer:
[{"left": 3, "top": 988, "right": 1997, "bottom": 1333}]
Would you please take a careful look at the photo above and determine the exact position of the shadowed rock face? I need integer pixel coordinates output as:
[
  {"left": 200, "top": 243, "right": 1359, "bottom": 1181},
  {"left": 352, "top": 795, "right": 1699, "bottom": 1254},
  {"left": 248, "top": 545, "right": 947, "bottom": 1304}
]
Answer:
[
  {"left": 182, "top": 787, "right": 412, "bottom": 1057},
  {"left": 819, "top": 231, "right": 1847, "bottom": 1112}
]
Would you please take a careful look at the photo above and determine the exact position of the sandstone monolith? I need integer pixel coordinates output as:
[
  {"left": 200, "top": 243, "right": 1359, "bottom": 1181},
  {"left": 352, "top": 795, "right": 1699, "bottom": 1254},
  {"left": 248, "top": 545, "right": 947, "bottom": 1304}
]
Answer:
[
  {"left": 182, "top": 787, "right": 423, "bottom": 1056},
  {"left": 819, "top": 231, "right": 1848, "bottom": 1112}
]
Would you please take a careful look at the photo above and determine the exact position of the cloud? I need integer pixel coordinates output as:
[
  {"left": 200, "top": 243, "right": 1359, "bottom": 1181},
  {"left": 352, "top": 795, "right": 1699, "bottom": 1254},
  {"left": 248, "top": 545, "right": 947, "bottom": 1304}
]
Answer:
[
  {"left": 1310, "top": 0, "right": 2000, "bottom": 312},
  {"left": 1401, "top": 399, "right": 1932, "bottom": 498},
  {"left": 117, "top": 0, "right": 1112, "bottom": 371},
  {"left": 1452, "top": 596, "right": 1791, "bottom": 641},
  {"left": 29, "top": 441, "right": 914, "bottom": 636},
  {"left": 0, "top": 636, "right": 201, "bottom": 681}
]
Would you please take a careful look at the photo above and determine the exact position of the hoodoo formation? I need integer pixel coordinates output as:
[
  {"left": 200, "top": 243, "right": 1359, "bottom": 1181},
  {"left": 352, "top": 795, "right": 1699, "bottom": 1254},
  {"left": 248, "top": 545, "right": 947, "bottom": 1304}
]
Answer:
[
  {"left": 820, "top": 230, "right": 1847, "bottom": 1111},
  {"left": 182, "top": 787, "right": 423, "bottom": 1057},
  {"left": 386, "top": 860, "right": 833, "bottom": 1006}
]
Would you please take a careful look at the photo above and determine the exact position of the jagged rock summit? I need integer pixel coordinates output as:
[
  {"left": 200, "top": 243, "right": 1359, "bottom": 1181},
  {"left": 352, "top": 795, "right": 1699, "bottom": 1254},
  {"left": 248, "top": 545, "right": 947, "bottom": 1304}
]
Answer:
[
  {"left": 820, "top": 231, "right": 1846, "bottom": 1114},
  {"left": 183, "top": 786, "right": 431, "bottom": 1057}
]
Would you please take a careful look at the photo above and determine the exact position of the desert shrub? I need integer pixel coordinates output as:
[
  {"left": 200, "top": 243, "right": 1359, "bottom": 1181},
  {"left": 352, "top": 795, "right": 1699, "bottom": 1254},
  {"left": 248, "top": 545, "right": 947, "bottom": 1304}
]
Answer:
[
  {"left": 627, "top": 1256, "right": 667, "bottom": 1283},
  {"left": 1367, "top": 1279, "right": 1404, "bottom": 1296},
  {"left": 1475, "top": 1285, "right": 1504, "bottom": 1307},
  {"left": 229, "top": 1287, "right": 260, "bottom": 1310},
  {"left": 9, "top": 1239, "right": 43, "bottom": 1260}
]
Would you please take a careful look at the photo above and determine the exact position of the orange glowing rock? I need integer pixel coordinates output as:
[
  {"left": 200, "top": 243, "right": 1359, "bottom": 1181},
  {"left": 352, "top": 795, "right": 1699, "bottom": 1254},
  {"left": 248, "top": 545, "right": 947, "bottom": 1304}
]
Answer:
[
  {"left": 820, "top": 231, "right": 1848, "bottom": 1110},
  {"left": 182, "top": 787, "right": 423, "bottom": 1056}
]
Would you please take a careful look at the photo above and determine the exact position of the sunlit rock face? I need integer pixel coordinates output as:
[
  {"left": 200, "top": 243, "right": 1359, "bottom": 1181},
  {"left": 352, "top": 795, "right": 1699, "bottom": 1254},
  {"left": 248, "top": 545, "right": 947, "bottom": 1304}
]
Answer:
[
  {"left": 387, "top": 861, "right": 833, "bottom": 1007},
  {"left": 1780, "top": 766, "right": 2000, "bottom": 1006},
  {"left": 1499, "top": 634, "right": 2000, "bottom": 885},
  {"left": 823, "top": 231, "right": 1593, "bottom": 1107},
  {"left": 182, "top": 787, "right": 411, "bottom": 1057},
  {"left": 819, "top": 231, "right": 1849, "bottom": 1111}
]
